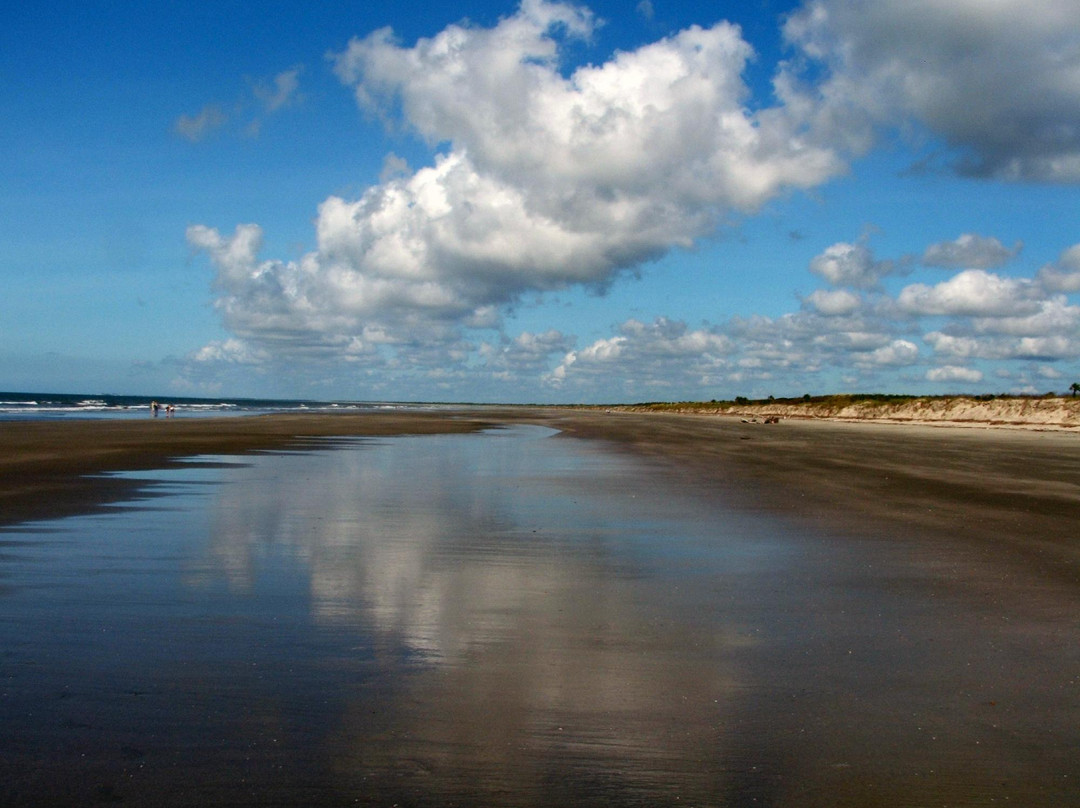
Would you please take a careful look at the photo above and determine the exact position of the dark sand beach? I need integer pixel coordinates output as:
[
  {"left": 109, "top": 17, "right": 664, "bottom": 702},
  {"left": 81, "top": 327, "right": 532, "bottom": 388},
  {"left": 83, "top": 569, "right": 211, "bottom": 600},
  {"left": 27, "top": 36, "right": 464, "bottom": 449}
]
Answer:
[{"left": 2, "top": 410, "right": 1078, "bottom": 806}]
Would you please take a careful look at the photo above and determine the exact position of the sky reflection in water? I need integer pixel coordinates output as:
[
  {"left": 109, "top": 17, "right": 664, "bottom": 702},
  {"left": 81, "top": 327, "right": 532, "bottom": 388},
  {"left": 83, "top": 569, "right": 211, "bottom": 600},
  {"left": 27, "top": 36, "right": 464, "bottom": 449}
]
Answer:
[
  {"left": 177, "top": 425, "right": 794, "bottom": 804},
  {"left": 1, "top": 426, "right": 795, "bottom": 805}
]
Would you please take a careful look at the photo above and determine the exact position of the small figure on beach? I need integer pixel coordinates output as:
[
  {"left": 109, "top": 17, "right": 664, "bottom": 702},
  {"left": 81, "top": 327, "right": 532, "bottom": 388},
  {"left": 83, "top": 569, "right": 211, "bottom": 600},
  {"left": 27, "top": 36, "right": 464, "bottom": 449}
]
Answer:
[
  {"left": 151, "top": 400, "right": 160, "bottom": 417},
  {"left": 166, "top": 404, "right": 175, "bottom": 417}
]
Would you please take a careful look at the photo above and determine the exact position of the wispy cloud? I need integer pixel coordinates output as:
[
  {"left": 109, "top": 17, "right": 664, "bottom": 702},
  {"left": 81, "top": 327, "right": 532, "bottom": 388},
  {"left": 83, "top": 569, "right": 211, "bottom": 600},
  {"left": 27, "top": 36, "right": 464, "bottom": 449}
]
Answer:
[
  {"left": 173, "top": 104, "right": 227, "bottom": 142},
  {"left": 253, "top": 67, "right": 302, "bottom": 112},
  {"left": 174, "top": 66, "right": 303, "bottom": 141}
]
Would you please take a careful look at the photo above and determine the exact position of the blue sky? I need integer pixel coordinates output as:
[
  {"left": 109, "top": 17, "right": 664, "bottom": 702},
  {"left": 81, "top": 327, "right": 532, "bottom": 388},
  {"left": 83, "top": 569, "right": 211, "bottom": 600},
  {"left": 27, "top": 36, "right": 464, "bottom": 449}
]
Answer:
[{"left": 3, "top": 0, "right": 1080, "bottom": 403}]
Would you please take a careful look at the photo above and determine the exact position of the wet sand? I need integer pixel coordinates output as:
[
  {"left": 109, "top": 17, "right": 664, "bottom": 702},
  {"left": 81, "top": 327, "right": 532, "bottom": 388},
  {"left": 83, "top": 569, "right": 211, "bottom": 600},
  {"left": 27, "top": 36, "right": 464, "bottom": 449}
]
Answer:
[
  {"left": 2, "top": 410, "right": 1079, "bottom": 805},
  {"left": 539, "top": 410, "right": 1080, "bottom": 578}
]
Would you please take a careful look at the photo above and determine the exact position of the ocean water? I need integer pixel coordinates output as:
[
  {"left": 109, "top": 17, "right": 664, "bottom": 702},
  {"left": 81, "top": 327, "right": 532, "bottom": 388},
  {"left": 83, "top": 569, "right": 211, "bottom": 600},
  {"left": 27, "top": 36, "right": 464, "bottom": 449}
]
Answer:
[
  {"left": 1, "top": 426, "right": 1077, "bottom": 806},
  {"left": 0, "top": 390, "right": 441, "bottom": 420}
]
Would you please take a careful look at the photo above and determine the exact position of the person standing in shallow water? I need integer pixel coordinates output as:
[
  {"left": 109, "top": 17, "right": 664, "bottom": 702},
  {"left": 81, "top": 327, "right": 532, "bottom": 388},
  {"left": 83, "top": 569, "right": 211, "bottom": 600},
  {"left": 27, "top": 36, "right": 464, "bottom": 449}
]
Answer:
[{"left": 151, "top": 401, "right": 160, "bottom": 416}]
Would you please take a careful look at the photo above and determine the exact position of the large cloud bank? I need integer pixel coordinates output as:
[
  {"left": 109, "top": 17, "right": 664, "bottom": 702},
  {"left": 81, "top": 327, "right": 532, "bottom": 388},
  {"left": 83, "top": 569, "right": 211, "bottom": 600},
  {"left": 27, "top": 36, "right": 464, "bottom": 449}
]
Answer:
[
  {"left": 189, "top": 1, "right": 841, "bottom": 361},
  {"left": 184, "top": 0, "right": 1080, "bottom": 399}
]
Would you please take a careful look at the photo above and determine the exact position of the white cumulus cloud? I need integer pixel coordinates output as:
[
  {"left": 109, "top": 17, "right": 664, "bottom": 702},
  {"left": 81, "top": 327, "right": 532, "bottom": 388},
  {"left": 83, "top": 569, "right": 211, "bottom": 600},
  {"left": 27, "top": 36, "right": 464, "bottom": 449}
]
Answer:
[
  {"left": 808, "top": 240, "right": 894, "bottom": 289},
  {"left": 972, "top": 297, "right": 1080, "bottom": 337},
  {"left": 897, "top": 270, "right": 1041, "bottom": 317},
  {"left": 191, "top": 1, "right": 851, "bottom": 373},
  {"left": 804, "top": 288, "right": 862, "bottom": 315},
  {"left": 926, "top": 365, "right": 984, "bottom": 384},
  {"left": 548, "top": 318, "right": 732, "bottom": 393},
  {"left": 866, "top": 339, "right": 919, "bottom": 367}
]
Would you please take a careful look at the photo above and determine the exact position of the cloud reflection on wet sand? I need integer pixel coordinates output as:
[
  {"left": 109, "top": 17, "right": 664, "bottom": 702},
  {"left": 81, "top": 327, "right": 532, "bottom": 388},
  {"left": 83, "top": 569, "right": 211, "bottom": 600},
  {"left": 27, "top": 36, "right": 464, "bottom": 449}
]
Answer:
[{"left": 186, "top": 427, "right": 774, "bottom": 803}]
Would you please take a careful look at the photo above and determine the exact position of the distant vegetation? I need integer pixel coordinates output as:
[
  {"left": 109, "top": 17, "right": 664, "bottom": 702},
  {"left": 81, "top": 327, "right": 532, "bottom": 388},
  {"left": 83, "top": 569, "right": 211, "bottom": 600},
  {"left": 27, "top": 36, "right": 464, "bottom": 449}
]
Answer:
[{"left": 610, "top": 390, "right": 1079, "bottom": 412}]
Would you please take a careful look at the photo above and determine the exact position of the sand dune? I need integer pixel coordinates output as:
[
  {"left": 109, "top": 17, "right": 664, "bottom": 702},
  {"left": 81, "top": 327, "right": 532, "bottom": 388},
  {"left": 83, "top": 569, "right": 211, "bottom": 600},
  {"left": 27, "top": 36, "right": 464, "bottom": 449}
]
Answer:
[{"left": 620, "top": 395, "right": 1080, "bottom": 430}]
